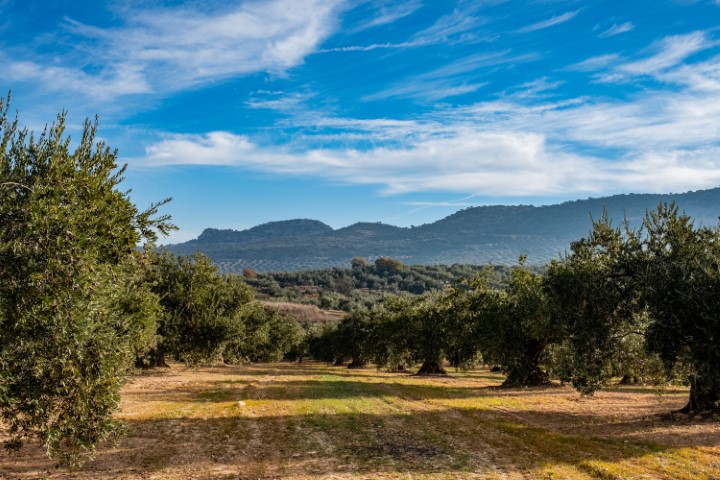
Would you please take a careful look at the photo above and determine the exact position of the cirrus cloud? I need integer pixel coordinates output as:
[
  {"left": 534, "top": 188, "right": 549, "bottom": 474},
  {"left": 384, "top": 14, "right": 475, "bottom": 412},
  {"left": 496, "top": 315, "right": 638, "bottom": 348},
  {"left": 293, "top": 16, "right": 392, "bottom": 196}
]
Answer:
[{"left": 1, "top": 0, "right": 346, "bottom": 102}]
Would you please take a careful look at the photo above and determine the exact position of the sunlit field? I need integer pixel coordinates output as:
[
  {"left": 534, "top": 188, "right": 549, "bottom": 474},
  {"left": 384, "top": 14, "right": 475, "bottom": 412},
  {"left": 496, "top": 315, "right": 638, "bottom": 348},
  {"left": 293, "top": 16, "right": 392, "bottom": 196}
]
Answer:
[{"left": 2, "top": 362, "right": 719, "bottom": 480}]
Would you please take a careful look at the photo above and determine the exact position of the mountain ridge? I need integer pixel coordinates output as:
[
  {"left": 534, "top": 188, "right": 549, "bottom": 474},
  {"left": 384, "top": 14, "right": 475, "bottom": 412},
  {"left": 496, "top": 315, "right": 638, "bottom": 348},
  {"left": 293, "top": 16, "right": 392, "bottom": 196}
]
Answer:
[{"left": 166, "top": 188, "right": 720, "bottom": 272}]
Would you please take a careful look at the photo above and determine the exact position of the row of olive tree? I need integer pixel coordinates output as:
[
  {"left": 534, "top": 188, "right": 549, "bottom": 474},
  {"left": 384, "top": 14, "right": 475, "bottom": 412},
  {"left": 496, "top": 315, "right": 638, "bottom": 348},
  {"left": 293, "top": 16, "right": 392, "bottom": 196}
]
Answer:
[
  {"left": 305, "top": 263, "right": 553, "bottom": 381},
  {"left": 307, "top": 204, "right": 720, "bottom": 416}
]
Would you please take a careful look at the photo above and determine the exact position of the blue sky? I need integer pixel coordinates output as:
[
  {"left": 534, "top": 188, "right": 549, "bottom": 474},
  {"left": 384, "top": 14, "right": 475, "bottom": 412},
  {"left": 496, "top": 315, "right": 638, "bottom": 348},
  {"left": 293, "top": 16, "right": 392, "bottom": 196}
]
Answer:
[{"left": 2, "top": 0, "right": 720, "bottom": 243}]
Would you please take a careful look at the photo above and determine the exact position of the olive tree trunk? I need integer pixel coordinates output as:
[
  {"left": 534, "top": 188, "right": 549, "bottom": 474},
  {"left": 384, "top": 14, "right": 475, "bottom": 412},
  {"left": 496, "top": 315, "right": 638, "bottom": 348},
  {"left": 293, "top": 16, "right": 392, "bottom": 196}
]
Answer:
[
  {"left": 678, "top": 370, "right": 720, "bottom": 415},
  {"left": 417, "top": 360, "right": 447, "bottom": 375},
  {"left": 501, "top": 338, "right": 550, "bottom": 387}
]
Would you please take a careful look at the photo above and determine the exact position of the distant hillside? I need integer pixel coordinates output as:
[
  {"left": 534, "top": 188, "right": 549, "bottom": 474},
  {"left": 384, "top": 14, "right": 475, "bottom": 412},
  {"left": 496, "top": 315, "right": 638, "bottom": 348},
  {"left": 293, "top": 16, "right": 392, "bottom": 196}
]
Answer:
[
  {"left": 166, "top": 188, "right": 720, "bottom": 272},
  {"left": 262, "top": 302, "right": 345, "bottom": 325}
]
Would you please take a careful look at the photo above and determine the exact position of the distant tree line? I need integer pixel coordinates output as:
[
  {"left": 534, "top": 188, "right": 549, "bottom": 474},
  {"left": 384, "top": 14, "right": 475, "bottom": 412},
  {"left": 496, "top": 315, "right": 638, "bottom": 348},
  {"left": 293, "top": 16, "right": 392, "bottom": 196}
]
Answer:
[{"left": 243, "top": 257, "right": 538, "bottom": 310}]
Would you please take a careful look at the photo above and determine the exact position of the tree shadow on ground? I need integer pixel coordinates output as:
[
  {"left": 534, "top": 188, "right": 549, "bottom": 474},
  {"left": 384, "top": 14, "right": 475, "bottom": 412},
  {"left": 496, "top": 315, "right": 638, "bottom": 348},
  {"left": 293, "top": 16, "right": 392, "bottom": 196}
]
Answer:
[
  {"left": 136, "top": 361, "right": 338, "bottom": 378},
  {"left": 123, "top": 364, "right": 693, "bottom": 424},
  {"left": 123, "top": 377, "right": 588, "bottom": 403},
  {"left": 3, "top": 401, "right": 717, "bottom": 479}
]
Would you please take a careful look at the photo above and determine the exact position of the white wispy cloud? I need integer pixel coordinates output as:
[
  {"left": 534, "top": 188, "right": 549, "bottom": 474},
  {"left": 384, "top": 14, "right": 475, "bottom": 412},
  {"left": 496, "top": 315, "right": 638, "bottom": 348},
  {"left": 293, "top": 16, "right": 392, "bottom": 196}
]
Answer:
[
  {"left": 659, "top": 55, "right": 720, "bottom": 91},
  {"left": 392, "top": 193, "right": 480, "bottom": 219},
  {"left": 351, "top": 0, "right": 423, "bottom": 32},
  {"left": 246, "top": 91, "right": 316, "bottom": 112},
  {"left": 363, "top": 81, "right": 487, "bottom": 102},
  {"left": 132, "top": 128, "right": 594, "bottom": 196},
  {"left": 324, "top": 0, "right": 496, "bottom": 53},
  {"left": 619, "top": 31, "right": 712, "bottom": 75},
  {"left": 515, "top": 11, "right": 579, "bottom": 34},
  {"left": 131, "top": 29, "right": 720, "bottom": 199},
  {"left": 611, "top": 147, "right": 720, "bottom": 192},
  {"left": 2, "top": 59, "right": 152, "bottom": 99},
  {"left": 131, "top": 114, "right": 720, "bottom": 196},
  {"left": 317, "top": 40, "right": 428, "bottom": 53},
  {"left": 586, "top": 31, "right": 719, "bottom": 89},
  {"left": 421, "top": 50, "right": 529, "bottom": 78},
  {"left": 412, "top": 5, "right": 488, "bottom": 43},
  {"left": 568, "top": 54, "right": 620, "bottom": 72},
  {"left": 325, "top": 1, "right": 491, "bottom": 53},
  {"left": 363, "top": 50, "right": 538, "bottom": 102},
  {"left": 599, "top": 21, "right": 634, "bottom": 38},
  {"left": 457, "top": 87, "right": 720, "bottom": 151},
  {"left": 1, "top": 0, "right": 345, "bottom": 102},
  {"left": 501, "top": 77, "right": 562, "bottom": 99}
]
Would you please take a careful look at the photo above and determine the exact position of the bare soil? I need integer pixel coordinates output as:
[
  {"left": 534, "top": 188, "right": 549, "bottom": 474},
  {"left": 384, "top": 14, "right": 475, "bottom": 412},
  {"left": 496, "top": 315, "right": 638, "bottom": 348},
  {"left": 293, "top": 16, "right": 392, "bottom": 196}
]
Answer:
[{"left": 1, "top": 362, "right": 719, "bottom": 479}]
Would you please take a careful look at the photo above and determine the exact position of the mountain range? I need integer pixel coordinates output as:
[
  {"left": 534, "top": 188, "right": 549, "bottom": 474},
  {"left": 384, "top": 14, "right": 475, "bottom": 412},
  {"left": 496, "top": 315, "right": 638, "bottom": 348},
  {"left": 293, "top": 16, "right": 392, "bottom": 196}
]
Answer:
[{"left": 166, "top": 188, "right": 720, "bottom": 272}]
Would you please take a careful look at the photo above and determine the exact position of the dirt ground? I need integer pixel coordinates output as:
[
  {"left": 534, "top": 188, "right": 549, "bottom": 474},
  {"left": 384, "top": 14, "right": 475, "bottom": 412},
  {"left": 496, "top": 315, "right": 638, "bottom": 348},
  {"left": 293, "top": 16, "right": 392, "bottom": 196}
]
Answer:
[{"left": 1, "top": 362, "right": 719, "bottom": 479}]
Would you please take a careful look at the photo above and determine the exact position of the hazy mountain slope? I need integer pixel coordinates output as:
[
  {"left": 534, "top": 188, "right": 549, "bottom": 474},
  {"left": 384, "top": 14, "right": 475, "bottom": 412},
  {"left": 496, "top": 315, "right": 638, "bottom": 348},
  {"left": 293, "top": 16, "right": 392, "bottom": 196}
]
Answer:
[{"left": 166, "top": 188, "right": 720, "bottom": 272}]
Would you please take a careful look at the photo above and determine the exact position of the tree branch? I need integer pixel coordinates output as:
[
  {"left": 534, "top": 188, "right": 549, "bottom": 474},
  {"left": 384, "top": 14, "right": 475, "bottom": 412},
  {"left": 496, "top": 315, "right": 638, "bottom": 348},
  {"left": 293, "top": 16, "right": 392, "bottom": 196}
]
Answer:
[
  {"left": 0, "top": 182, "right": 33, "bottom": 192},
  {"left": 611, "top": 330, "right": 646, "bottom": 340}
]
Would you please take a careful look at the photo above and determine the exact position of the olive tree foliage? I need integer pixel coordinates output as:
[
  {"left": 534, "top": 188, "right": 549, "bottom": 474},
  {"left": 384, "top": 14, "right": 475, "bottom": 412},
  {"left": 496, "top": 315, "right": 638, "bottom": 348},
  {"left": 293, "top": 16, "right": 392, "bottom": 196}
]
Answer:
[
  {"left": 223, "top": 303, "right": 304, "bottom": 363},
  {"left": 411, "top": 292, "right": 457, "bottom": 375},
  {"left": 607, "top": 327, "right": 668, "bottom": 386},
  {"left": 441, "top": 287, "right": 483, "bottom": 371},
  {"left": 0, "top": 97, "right": 173, "bottom": 461},
  {"left": 371, "top": 292, "right": 469, "bottom": 375},
  {"left": 544, "top": 203, "right": 720, "bottom": 413},
  {"left": 305, "top": 321, "right": 343, "bottom": 364},
  {"left": 544, "top": 213, "right": 639, "bottom": 395},
  {"left": 333, "top": 308, "right": 375, "bottom": 368},
  {"left": 146, "top": 250, "right": 254, "bottom": 367},
  {"left": 470, "top": 262, "right": 556, "bottom": 387},
  {"left": 370, "top": 295, "right": 417, "bottom": 372},
  {"left": 373, "top": 257, "right": 404, "bottom": 274}
]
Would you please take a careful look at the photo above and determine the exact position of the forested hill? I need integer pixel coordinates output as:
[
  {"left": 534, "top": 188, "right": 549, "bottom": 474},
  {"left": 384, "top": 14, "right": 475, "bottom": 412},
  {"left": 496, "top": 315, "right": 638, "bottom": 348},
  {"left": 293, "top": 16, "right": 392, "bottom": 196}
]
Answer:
[{"left": 166, "top": 188, "right": 720, "bottom": 272}]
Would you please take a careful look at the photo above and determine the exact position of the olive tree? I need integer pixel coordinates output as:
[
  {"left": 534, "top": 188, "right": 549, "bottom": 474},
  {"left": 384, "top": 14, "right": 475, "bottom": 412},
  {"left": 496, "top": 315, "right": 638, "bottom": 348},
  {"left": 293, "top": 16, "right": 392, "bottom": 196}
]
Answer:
[
  {"left": 370, "top": 296, "right": 417, "bottom": 372},
  {"left": 544, "top": 214, "right": 639, "bottom": 395},
  {"left": 441, "top": 287, "right": 483, "bottom": 371},
  {"left": 371, "top": 293, "right": 461, "bottom": 375},
  {"left": 549, "top": 203, "right": 720, "bottom": 413},
  {"left": 306, "top": 321, "right": 344, "bottom": 364},
  {"left": 638, "top": 203, "right": 720, "bottom": 414},
  {"left": 0, "top": 97, "right": 173, "bottom": 461},
  {"left": 146, "top": 250, "right": 254, "bottom": 367},
  {"left": 472, "top": 262, "right": 556, "bottom": 387},
  {"left": 223, "top": 303, "right": 304, "bottom": 363}
]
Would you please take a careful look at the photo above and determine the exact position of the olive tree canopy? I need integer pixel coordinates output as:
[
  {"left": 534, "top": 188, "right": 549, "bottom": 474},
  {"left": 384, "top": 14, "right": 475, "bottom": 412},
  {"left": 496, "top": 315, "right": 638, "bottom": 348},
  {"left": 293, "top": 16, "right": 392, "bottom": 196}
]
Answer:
[{"left": 0, "top": 96, "right": 173, "bottom": 462}]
